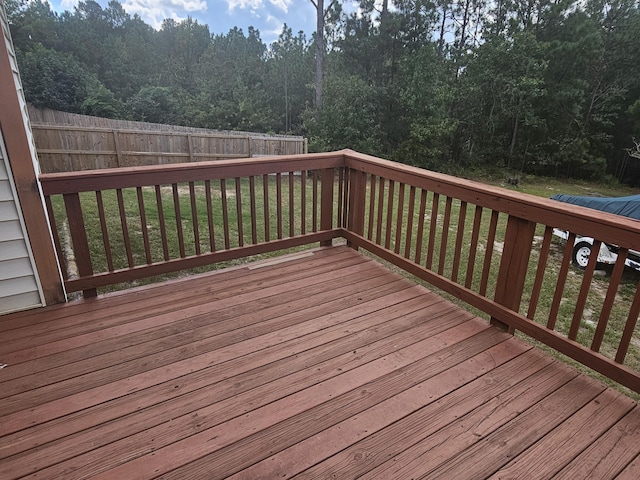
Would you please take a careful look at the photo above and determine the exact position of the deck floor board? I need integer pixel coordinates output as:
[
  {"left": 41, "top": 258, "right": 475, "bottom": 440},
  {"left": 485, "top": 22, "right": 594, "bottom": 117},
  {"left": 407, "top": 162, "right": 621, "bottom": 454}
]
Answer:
[{"left": 1, "top": 246, "right": 639, "bottom": 479}]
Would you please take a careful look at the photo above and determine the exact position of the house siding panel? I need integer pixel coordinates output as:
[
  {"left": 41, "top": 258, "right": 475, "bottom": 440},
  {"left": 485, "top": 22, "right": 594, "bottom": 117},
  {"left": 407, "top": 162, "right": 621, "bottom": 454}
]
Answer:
[{"left": 0, "top": 127, "right": 43, "bottom": 315}]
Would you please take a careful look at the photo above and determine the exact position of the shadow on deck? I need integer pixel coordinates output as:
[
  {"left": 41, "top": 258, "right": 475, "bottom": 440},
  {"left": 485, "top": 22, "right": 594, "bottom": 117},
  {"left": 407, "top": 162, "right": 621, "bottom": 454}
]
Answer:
[{"left": 1, "top": 246, "right": 640, "bottom": 479}]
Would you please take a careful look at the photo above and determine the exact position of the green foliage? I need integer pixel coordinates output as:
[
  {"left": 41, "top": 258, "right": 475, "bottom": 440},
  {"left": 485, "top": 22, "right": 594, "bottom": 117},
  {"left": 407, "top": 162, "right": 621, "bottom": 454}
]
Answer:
[
  {"left": 17, "top": 44, "right": 92, "bottom": 112},
  {"left": 8, "top": 0, "right": 640, "bottom": 181},
  {"left": 304, "top": 75, "right": 383, "bottom": 154},
  {"left": 126, "top": 86, "right": 182, "bottom": 124},
  {"left": 81, "top": 81, "right": 124, "bottom": 118}
]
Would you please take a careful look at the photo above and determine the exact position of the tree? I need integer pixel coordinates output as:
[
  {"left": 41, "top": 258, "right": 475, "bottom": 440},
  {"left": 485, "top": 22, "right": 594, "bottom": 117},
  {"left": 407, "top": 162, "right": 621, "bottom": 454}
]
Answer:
[
  {"left": 17, "top": 44, "right": 94, "bottom": 112},
  {"left": 268, "top": 26, "right": 314, "bottom": 133},
  {"left": 310, "top": 0, "right": 339, "bottom": 109}
]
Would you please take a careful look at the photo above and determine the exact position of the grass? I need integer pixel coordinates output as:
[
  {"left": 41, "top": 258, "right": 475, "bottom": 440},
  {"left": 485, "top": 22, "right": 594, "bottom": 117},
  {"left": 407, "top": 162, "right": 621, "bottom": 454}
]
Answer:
[{"left": 50, "top": 174, "right": 327, "bottom": 294}]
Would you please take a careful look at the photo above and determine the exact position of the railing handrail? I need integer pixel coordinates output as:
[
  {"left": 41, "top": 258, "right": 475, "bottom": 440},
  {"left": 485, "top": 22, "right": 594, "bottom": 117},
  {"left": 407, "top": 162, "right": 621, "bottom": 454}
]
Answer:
[
  {"left": 40, "top": 152, "right": 343, "bottom": 195},
  {"left": 343, "top": 149, "right": 640, "bottom": 251}
]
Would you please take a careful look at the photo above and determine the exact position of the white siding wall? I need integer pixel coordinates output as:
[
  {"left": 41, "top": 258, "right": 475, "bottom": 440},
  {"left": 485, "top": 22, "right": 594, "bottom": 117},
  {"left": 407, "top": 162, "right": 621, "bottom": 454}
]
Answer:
[
  {"left": 0, "top": 134, "right": 43, "bottom": 314},
  {"left": 0, "top": 3, "right": 46, "bottom": 314}
]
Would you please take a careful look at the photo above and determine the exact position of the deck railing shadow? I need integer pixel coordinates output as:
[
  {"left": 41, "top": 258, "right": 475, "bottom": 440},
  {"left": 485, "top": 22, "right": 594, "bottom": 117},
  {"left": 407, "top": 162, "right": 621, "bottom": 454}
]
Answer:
[{"left": 40, "top": 149, "right": 640, "bottom": 393}]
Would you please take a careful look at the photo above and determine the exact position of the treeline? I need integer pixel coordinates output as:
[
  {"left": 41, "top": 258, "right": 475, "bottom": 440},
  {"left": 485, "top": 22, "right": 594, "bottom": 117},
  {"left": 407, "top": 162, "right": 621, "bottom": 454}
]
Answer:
[{"left": 6, "top": 0, "right": 640, "bottom": 180}]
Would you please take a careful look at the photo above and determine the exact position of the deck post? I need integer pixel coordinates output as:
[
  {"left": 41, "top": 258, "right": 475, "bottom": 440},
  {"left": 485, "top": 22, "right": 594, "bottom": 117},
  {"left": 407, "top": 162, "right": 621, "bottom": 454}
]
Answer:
[
  {"left": 63, "top": 193, "right": 97, "bottom": 298},
  {"left": 320, "top": 167, "right": 335, "bottom": 246},
  {"left": 491, "top": 215, "right": 536, "bottom": 333},
  {"left": 346, "top": 169, "right": 367, "bottom": 249}
]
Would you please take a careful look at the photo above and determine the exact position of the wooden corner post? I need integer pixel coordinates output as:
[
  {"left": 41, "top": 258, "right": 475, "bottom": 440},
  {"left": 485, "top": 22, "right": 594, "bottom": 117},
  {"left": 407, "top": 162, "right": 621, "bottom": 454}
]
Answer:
[
  {"left": 63, "top": 193, "right": 97, "bottom": 298},
  {"left": 492, "top": 215, "right": 536, "bottom": 333},
  {"left": 320, "top": 168, "right": 334, "bottom": 246},
  {"left": 346, "top": 169, "right": 366, "bottom": 249}
]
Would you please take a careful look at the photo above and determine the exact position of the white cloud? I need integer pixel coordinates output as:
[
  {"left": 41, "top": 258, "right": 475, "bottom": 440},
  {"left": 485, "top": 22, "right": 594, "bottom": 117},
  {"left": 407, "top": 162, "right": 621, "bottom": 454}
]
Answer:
[
  {"left": 121, "top": 0, "right": 207, "bottom": 29},
  {"left": 265, "top": 13, "right": 283, "bottom": 38},
  {"left": 269, "top": 0, "right": 291, "bottom": 14},
  {"left": 226, "top": 0, "right": 263, "bottom": 11}
]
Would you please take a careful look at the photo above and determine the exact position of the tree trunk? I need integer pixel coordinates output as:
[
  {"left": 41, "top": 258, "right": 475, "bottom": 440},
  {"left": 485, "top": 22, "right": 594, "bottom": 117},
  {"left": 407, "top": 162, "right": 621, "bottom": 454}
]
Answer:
[
  {"left": 508, "top": 112, "right": 519, "bottom": 169},
  {"left": 315, "top": 0, "right": 324, "bottom": 109},
  {"left": 438, "top": 3, "right": 448, "bottom": 59}
]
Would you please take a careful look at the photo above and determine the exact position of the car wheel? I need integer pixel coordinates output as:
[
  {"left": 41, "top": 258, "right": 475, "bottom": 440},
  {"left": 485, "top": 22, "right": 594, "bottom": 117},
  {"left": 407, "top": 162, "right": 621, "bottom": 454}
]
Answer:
[{"left": 572, "top": 241, "right": 592, "bottom": 270}]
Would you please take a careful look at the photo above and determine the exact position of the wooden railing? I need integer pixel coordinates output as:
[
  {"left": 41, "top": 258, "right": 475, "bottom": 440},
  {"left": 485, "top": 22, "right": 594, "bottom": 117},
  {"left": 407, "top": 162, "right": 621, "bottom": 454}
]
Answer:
[
  {"left": 40, "top": 152, "right": 345, "bottom": 297},
  {"left": 40, "top": 149, "right": 640, "bottom": 392},
  {"left": 341, "top": 150, "right": 640, "bottom": 393}
]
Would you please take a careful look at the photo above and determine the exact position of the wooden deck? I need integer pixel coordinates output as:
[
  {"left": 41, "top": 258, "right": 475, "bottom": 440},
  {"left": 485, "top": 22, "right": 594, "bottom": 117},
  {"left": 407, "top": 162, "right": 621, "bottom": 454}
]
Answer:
[{"left": 1, "top": 246, "right": 640, "bottom": 479}]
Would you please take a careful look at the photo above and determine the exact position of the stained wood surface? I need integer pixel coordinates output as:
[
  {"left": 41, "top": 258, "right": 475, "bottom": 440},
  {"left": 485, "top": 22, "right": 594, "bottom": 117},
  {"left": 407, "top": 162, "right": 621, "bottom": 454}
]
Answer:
[{"left": 1, "top": 246, "right": 639, "bottom": 479}]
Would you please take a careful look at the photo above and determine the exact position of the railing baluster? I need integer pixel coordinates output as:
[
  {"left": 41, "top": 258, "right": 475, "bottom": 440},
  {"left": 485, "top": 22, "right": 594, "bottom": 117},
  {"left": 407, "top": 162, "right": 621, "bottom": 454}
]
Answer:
[
  {"left": 526, "top": 226, "right": 553, "bottom": 320},
  {"left": 464, "top": 205, "right": 483, "bottom": 289},
  {"left": 414, "top": 189, "right": 427, "bottom": 265},
  {"left": 95, "top": 191, "right": 114, "bottom": 271},
  {"left": 394, "top": 182, "right": 405, "bottom": 254},
  {"left": 136, "top": 187, "right": 152, "bottom": 264},
  {"left": 312, "top": 170, "right": 318, "bottom": 233},
  {"left": 154, "top": 185, "right": 170, "bottom": 261},
  {"left": 235, "top": 177, "right": 244, "bottom": 247},
  {"left": 337, "top": 168, "right": 344, "bottom": 228},
  {"left": 204, "top": 179, "right": 216, "bottom": 252},
  {"left": 367, "top": 174, "right": 376, "bottom": 240},
  {"left": 263, "top": 175, "right": 270, "bottom": 241},
  {"left": 404, "top": 186, "right": 416, "bottom": 259},
  {"left": 249, "top": 176, "right": 257, "bottom": 244},
  {"left": 592, "top": 250, "right": 628, "bottom": 352},
  {"left": 479, "top": 210, "right": 499, "bottom": 297},
  {"left": 451, "top": 200, "right": 467, "bottom": 282},
  {"left": 569, "top": 239, "right": 601, "bottom": 340},
  {"left": 375, "top": 177, "right": 385, "bottom": 245},
  {"left": 220, "top": 178, "right": 231, "bottom": 249},
  {"left": 301, "top": 171, "right": 306, "bottom": 235},
  {"left": 171, "top": 184, "right": 185, "bottom": 258},
  {"left": 548, "top": 232, "right": 576, "bottom": 330},
  {"left": 384, "top": 180, "right": 395, "bottom": 250},
  {"left": 344, "top": 168, "right": 351, "bottom": 229},
  {"left": 289, "top": 172, "right": 295, "bottom": 237},
  {"left": 188, "top": 182, "right": 200, "bottom": 255},
  {"left": 426, "top": 192, "right": 439, "bottom": 270},
  {"left": 438, "top": 197, "right": 453, "bottom": 276},
  {"left": 276, "top": 173, "right": 283, "bottom": 239},
  {"left": 117, "top": 188, "right": 134, "bottom": 267},
  {"left": 616, "top": 279, "right": 640, "bottom": 364}
]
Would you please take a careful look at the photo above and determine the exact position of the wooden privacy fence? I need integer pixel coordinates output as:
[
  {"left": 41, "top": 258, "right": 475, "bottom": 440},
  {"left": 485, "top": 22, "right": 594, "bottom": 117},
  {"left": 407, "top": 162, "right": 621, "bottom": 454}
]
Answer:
[
  {"left": 39, "top": 149, "right": 640, "bottom": 393},
  {"left": 28, "top": 107, "right": 307, "bottom": 173}
]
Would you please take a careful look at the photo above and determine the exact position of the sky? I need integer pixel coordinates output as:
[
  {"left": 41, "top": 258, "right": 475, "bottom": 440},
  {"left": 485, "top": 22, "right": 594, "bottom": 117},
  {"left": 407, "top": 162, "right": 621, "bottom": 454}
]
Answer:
[{"left": 49, "top": 0, "right": 362, "bottom": 44}]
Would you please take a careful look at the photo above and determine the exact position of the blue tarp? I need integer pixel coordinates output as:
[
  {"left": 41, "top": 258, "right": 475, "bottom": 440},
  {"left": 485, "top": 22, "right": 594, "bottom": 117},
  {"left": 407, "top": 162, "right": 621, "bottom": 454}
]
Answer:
[{"left": 551, "top": 194, "right": 640, "bottom": 221}]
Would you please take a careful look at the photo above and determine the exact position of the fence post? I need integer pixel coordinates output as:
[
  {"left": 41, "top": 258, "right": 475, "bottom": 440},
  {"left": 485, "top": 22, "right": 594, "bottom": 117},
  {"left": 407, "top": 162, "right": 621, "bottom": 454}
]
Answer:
[
  {"left": 346, "top": 169, "right": 367, "bottom": 249},
  {"left": 63, "top": 193, "right": 97, "bottom": 298},
  {"left": 320, "top": 168, "right": 334, "bottom": 246},
  {"left": 491, "top": 215, "right": 536, "bottom": 333},
  {"left": 187, "top": 134, "right": 194, "bottom": 162},
  {"left": 112, "top": 130, "right": 122, "bottom": 167}
]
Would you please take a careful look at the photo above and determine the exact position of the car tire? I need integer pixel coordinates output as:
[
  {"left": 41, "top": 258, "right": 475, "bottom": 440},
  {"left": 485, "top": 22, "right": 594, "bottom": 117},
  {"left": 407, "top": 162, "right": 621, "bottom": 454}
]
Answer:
[{"left": 572, "top": 241, "right": 592, "bottom": 270}]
